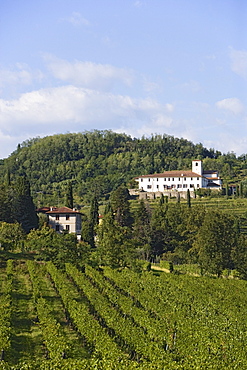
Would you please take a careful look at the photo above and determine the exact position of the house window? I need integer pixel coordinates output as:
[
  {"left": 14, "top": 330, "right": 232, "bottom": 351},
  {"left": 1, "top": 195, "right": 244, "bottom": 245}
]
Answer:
[
  {"left": 56, "top": 215, "right": 59, "bottom": 220},
  {"left": 178, "top": 178, "right": 180, "bottom": 181},
  {"left": 197, "top": 177, "right": 199, "bottom": 180},
  {"left": 66, "top": 225, "right": 70, "bottom": 231},
  {"left": 184, "top": 177, "right": 187, "bottom": 181},
  {"left": 55, "top": 225, "right": 59, "bottom": 231},
  {"left": 190, "top": 184, "right": 194, "bottom": 188},
  {"left": 196, "top": 162, "right": 198, "bottom": 166},
  {"left": 147, "top": 185, "right": 152, "bottom": 189},
  {"left": 141, "top": 178, "right": 143, "bottom": 182},
  {"left": 157, "top": 185, "right": 159, "bottom": 189},
  {"left": 168, "top": 178, "right": 170, "bottom": 181},
  {"left": 66, "top": 215, "right": 70, "bottom": 220},
  {"left": 148, "top": 178, "right": 151, "bottom": 182},
  {"left": 183, "top": 184, "right": 187, "bottom": 188},
  {"left": 177, "top": 184, "right": 182, "bottom": 188},
  {"left": 157, "top": 178, "right": 159, "bottom": 181},
  {"left": 172, "top": 178, "right": 174, "bottom": 181},
  {"left": 164, "top": 178, "right": 166, "bottom": 181},
  {"left": 191, "top": 177, "right": 193, "bottom": 181},
  {"left": 197, "top": 184, "right": 200, "bottom": 188}
]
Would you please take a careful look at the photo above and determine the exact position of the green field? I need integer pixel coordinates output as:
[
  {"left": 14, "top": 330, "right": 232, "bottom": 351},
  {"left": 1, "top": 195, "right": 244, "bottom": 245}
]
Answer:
[{"left": 1, "top": 259, "right": 247, "bottom": 369}]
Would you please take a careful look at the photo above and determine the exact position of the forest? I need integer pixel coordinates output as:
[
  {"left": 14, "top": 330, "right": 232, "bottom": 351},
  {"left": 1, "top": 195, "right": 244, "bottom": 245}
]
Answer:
[
  {"left": 1, "top": 130, "right": 247, "bottom": 206},
  {"left": 1, "top": 130, "right": 247, "bottom": 278}
]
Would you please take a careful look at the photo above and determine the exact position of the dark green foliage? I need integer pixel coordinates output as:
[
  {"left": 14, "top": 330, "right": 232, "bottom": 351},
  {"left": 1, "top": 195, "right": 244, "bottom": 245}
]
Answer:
[
  {"left": 65, "top": 181, "right": 73, "bottom": 209},
  {"left": 13, "top": 176, "right": 39, "bottom": 233},
  {"left": 187, "top": 189, "right": 191, "bottom": 208},
  {"left": 133, "top": 199, "right": 152, "bottom": 260},
  {"left": 110, "top": 185, "right": 133, "bottom": 227},
  {"left": 192, "top": 210, "right": 237, "bottom": 276},
  {"left": 96, "top": 205, "right": 135, "bottom": 268},
  {"left": 0, "top": 176, "right": 38, "bottom": 233},
  {"left": 0, "top": 130, "right": 222, "bottom": 205},
  {"left": 81, "top": 196, "right": 99, "bottom": 247},
  {"left": 26, "top": 225, "right": 88, "bottom": 268}
]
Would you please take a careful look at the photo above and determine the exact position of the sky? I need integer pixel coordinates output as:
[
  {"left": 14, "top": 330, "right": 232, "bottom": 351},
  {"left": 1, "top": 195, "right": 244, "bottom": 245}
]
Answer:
[{"left": 0, "top": 0, "right": 247, "bottom": 159}]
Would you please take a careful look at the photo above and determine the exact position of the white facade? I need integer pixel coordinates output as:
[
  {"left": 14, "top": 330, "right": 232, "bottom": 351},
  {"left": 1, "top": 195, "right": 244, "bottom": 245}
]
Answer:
[
  {"left": 46, "top": 207, "right": 82, "bottom": 237},
  {"left": 136, "top": 160, "right": 222, "bottom": 193}
]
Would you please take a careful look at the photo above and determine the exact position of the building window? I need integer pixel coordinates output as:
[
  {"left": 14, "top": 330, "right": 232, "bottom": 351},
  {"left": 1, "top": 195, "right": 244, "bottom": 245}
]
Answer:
[
  {"left": 164, "top": 178, "right": 166, "bottom": 181},
  {"left": 141, "top": 178, "right": 143, "bottom": 182},
  {"left": 177, "top": 184, "right": 182, "bottom": 188},
  {"left": 168, "top": 178, "right": 170, "bottom": 181},
  {"left": 197, "top": 184, "right": 200, "bottom": 188},
  {"left": 66, "top": 215, "right": 70, "bottom": 220},
  {"left": 172, "top": 178, "right": 174, "bottom": 181},
  {"left": 66, "top": 225, "right": 70, "bottom": 231},
  {"left": 147, "top": 185, "right": 152, "bottom": 189},
  {"left": 178, "top": 178, "right": 180, "bottom": 181},
  {"left": 56, "top": 215, "right": 59, "bottom": 220},
  {"left": 191, "top": 177, "right": 193, "bottom": 181},
  {"left": 197, "top": 177, "right": 199, "bottom": 180},
  {"left": 55, "top": 225, "right": 59, "bottom": 231},
  {"left": 157, "top": 185, "right": 159, "bottom": 189},
  {"left": 183, "top": 184, "right": 187, "bottom": 188},
  {"left": 148, "top": 178, "right": 151, "bottom": 182},
  {"left": 190, "top": 184, "right": 194, "bottom": 188},
  {"left": 184, "top": 177, "right": 186, "bottom": 181},
  {"left": 157, "top": 178, "right": 159, "bottom": 181}
]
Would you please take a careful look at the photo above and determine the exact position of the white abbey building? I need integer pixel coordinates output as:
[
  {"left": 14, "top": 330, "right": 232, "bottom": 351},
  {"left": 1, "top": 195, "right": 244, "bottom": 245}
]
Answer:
[{"left": 136, "top": 160, "right": 222, "bottom": 194}]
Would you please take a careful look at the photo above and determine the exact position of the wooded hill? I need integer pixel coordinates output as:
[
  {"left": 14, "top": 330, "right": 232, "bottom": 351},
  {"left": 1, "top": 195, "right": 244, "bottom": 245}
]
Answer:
[{"left": 0, "top": 130, "right": 247, "bottom": 206}]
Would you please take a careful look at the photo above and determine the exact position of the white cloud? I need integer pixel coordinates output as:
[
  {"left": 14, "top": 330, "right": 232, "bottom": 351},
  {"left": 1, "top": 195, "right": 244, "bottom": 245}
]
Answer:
[
  {"left": 229, "top": 47, "right": 247, "bottom": 79},
  {"left": 62, "top": 12, "right": 90, "bottom": 27},
  {"left": 216, "top": 97, "right": 244, "bottom": 115},
  {"left": 0, "top": 64, "right": 43, "bottom": 91},
  {"left": 0, "top": 86, "right": 172, "bottom": 135},
  {"left": 44, "top": 55, "right": 134, "bottom": 91}
]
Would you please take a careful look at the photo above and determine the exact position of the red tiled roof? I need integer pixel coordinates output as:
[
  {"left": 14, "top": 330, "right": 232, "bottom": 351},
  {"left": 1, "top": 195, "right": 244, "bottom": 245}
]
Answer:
[
  {"left": 46, "top": 207, "right": 82, "bottom": 214},
  {"left": 137, "top": 171, "right": 203, "bottom": 179},
  {"left": 36, "top": 207, "right": 50, "bottom": 213}
]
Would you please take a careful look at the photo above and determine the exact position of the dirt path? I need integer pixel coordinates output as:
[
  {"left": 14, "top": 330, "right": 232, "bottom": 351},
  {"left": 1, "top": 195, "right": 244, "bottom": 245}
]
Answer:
[{"left": 151, "top": 265, "right": 170, "bottom": 273}]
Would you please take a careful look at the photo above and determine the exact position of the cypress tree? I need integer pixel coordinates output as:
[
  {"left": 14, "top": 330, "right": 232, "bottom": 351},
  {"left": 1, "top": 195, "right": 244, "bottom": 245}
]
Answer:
[
  {"left": 65, "top": 181, "right": 73, "bottom": 209},
  {"left": 14, "top": 176, "right": 38, "bottom": 233},
  {"left": 187, "top": 189, "right": 191, "bottom": 208}
]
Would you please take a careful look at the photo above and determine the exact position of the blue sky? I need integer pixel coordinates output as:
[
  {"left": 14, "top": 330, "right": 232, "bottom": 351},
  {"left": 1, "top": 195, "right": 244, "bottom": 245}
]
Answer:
[{"left": 0, "top": 0, "right": 246, "bottom": 158}]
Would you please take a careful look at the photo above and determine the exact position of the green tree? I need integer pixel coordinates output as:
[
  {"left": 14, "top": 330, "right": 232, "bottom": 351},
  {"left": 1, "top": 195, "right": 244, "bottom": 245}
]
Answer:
[
  {"left": 110, "top": 185, "right": 133, "bottom": 227},
  {"left": 192, "top": 210, "right": 237, "bottom": 276},
  {"left": 26, "top": 225, "right": 87, "bottom": 268},
  {"left": 133, "top": 199, "right": 152, "bottom": 260},
  {"left": 231, "top": 234, "right": 247, "bottom": 279},
  {"left": 187, "top": 189, "right": 191, "bottom": 208},
  {"left": 96, "top": 207, "right": 135, "bottom": 268},
  {"left": 0, "top": 222, "right": 25, "bottom": 251},
  {"left": 13, "top": 176, "right": 38, "bottom": 233},
  {"left": 65, "top": 181, "right": 73, "bottom": 209}
]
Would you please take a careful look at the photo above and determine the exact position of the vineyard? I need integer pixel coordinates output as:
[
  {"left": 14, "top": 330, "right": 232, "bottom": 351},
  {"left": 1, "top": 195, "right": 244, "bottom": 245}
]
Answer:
[{"left": 0, "top": 260, "right": 247, "bottom": 369}]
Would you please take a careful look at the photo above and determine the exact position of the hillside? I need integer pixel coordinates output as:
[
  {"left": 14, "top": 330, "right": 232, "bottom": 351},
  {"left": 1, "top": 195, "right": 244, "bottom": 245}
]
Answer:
[
  {"left": 0, "top": 130, "right": 246, "bottom": 206},
  {"left": 1, "top": 259, "right": 247, "bottom": 369}
]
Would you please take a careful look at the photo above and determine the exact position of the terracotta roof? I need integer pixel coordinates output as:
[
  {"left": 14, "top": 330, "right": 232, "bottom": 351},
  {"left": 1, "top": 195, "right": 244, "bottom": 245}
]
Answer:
[
  {"left": 36, "top": 207, "right": 51, "bottom": 213},
  {"left": 137, "top": 171, "right": 203, "bottom": 179},
  {"left": 46, "top": 207, "right": 82, "bottom": 214},
  {"left": 203, "top": 170, "right": 218, "bottom": 174}
]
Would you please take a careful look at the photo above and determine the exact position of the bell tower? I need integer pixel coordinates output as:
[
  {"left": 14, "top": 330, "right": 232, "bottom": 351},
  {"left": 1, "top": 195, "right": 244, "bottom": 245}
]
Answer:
[{"left": 192, "top": 160, "right": 202, "bottom": 175}]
